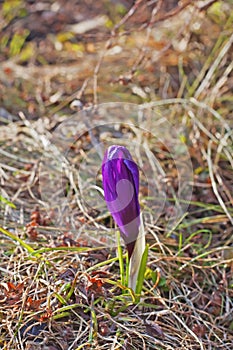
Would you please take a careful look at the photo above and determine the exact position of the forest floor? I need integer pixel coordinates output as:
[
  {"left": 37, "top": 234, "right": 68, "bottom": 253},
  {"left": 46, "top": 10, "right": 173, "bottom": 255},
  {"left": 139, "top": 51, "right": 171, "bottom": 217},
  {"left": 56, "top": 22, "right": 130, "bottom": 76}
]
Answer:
[{"left": 0, "top": 1, "right": 233, "bottom": 349}]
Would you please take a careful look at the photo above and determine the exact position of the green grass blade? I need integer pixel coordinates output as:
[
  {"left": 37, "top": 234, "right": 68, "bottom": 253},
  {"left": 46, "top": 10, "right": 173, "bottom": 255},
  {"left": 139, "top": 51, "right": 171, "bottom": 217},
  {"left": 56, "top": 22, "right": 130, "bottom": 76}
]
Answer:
[
  {"left": 117, "top": 230, "right": 125, "bottom": 287},
  {"left": 32, "top": 245, "right": 105, "bottom": 255},
  {"left": 0, "top": 195, "right": 16, "bottom": 209},
  {"left": 125, "top": 249, "right": 129, "bottom": 288},
  {"left": 135, "top": 244, "right": 149, "bottom": 302},
  {"left": 0, "top": 227, "right": 35, "bottom": 254}
]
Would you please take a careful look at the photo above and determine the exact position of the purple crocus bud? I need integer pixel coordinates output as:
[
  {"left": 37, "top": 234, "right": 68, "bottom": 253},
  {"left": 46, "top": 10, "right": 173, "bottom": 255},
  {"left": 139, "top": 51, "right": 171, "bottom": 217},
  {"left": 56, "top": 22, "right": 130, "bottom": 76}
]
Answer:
[{"left": 102, "top": 145, "right": 140, "bottom": 258}]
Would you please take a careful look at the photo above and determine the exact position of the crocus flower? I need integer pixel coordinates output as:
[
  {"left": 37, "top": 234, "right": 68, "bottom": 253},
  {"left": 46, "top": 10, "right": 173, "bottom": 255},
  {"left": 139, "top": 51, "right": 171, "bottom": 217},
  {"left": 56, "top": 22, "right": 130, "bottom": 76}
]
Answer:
[{"left": 102, "top": 145, "right": 140, "bottom": 258}]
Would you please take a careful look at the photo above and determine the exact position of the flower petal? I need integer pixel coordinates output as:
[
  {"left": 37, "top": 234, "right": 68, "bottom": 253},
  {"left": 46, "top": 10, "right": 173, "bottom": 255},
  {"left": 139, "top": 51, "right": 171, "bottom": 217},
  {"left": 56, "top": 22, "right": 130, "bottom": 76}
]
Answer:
[{"left": 102, "top": 145, "right": 140, "bottom": 255}]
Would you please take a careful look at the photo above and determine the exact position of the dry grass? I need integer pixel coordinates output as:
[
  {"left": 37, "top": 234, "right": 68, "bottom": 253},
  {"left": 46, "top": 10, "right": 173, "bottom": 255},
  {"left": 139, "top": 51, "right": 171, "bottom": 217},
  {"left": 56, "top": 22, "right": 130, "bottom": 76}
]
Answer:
[{"left": 0, "top": 1, "right": 233, "bottom": 349}]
